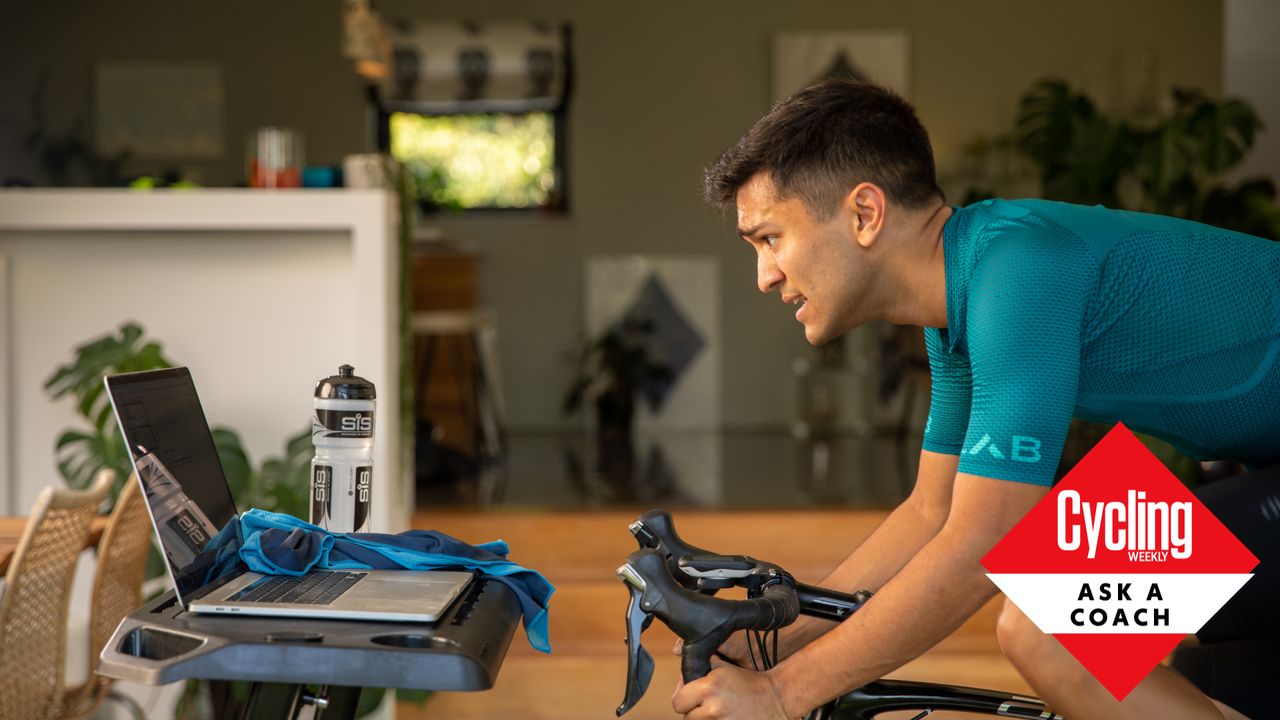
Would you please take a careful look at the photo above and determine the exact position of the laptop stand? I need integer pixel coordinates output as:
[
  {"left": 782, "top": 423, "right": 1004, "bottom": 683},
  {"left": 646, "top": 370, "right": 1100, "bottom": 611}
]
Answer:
[{"left": 99, "top": 578, "right": 520, "bottom": 720}]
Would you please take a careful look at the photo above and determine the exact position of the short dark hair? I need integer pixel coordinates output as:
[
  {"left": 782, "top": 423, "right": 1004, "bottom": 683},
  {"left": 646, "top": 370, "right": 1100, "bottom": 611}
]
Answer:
[{"left": 703, "top": 80, "right": 943, "bottom": 217}]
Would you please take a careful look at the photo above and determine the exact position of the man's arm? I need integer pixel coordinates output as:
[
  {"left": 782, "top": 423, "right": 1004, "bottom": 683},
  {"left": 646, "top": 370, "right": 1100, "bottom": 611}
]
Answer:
[
  {"left": 767, "top": 449, "right": 959, "bottom": 656},
  {"left": 769, "top": 473, "right": 1048, "bottom": 715}
]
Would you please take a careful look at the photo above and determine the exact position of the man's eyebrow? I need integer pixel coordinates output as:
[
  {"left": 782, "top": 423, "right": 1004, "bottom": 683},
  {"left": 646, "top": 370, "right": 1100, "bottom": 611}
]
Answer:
[{"left": 737, "top": 222, "right": 768, "bottom": 240}]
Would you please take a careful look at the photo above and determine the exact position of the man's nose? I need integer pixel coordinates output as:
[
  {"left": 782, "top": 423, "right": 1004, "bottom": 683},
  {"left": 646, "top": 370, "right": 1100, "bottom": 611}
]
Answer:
[{"left": 757, "top": 251, "right": 783, "bottom": 294}]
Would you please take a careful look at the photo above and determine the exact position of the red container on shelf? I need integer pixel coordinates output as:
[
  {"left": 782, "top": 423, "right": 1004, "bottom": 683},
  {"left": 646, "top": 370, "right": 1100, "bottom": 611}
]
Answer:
[{"left": 247, "top": 127, "right": 304, "bottom": 188}]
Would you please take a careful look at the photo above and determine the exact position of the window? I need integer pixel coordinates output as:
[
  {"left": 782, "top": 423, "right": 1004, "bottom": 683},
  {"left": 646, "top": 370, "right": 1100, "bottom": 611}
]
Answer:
[
  {"left": 389, "top": 111, "right": 562, "bottom": 211},
  {"left": 375, "top": 20, "right": 572, "bottom": 213}
]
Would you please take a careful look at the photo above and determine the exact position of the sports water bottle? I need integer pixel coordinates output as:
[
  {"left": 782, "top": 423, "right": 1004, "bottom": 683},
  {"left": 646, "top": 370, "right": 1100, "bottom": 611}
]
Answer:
[{"left": 311, "top": 364, "right": 376, "bottom": 533}]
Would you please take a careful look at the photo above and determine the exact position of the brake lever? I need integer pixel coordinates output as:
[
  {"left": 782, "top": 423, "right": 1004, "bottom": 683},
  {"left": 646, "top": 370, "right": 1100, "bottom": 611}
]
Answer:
[
  {"left": 616, "top": 563, "right": 656, "bottom": 716},
  {"left": 632, "top": 512, "right": 764, "bottom": 597},
  {"left": 628, "top": 518, "right": 661, "bottom": 549}
]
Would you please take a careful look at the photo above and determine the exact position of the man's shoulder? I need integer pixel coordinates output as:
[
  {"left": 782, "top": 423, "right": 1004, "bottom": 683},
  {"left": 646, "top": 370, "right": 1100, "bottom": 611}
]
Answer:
[
  {"left": 957, "top": 198, "right": 1094, "bottom": 238},
  {"left": 950, "top": 199, "right": 1099, "bottom": 271},
  {"left": 960, "top": 198, "right": 1275, "bottom": 251}
]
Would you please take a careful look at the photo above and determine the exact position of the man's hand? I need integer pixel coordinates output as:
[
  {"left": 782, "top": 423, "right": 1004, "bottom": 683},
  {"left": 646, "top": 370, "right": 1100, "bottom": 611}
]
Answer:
[{"left": 671, "top": 658, "right": 793, "bottom": 719}]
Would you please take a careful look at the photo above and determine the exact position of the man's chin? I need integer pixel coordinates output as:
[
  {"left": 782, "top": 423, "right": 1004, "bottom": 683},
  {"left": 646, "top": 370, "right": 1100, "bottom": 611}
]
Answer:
[
  {"left": 804, "top": 320, "right": 858, "bottom": 346},
  {"left": 803, "top": 324, "right": 831, "bottom": 346}
]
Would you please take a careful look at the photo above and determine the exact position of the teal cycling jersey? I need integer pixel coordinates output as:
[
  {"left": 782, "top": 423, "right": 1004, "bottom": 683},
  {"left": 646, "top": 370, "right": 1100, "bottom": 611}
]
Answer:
[{"left": 921, "top": 198, "right": 1280, "bottom": 485}]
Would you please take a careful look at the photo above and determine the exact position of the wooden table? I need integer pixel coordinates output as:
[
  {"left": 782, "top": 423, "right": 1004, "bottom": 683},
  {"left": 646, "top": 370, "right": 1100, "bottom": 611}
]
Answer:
[{"left": 0, "top": 515, "right": 110, "bottom": 575}]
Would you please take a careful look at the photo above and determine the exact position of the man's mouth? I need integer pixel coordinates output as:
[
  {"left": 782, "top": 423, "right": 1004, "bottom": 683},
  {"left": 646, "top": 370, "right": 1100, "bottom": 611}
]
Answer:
[{"left": 784, "top": 294, "right": 808, "bottom": 321}]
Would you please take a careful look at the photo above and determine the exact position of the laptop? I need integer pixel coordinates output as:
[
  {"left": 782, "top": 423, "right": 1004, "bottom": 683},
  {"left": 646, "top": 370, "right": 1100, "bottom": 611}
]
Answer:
[{"left": 105, "top": 366, "right": 473, "bottom": 623}]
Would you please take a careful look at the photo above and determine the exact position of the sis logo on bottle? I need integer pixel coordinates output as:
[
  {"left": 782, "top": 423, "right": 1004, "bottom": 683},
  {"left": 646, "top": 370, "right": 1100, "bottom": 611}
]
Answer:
[{"left": 313, "top": 409, "right": 375, "bottom": 438}]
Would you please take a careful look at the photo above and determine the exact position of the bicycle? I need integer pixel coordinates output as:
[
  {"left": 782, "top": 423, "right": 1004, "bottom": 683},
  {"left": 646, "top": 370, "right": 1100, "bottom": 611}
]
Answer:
[{"left": 615, "top": 510, "right": 1064, "bottom": 719}]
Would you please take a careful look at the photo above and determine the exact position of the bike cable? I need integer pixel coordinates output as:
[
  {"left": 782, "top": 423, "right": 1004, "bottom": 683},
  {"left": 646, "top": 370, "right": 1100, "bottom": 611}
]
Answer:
[{"left": 754, "top": 630, "right": 769, "bottom": 669}]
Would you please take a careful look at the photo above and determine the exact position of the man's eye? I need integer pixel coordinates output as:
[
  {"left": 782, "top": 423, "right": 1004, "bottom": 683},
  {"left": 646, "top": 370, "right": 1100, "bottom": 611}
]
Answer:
[{"left": 764, "top": 235, "right": 779, "bottom": 249}]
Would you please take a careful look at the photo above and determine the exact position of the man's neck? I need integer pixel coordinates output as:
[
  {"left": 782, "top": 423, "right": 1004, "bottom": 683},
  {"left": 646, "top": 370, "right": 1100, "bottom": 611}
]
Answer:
[{"left": 880, "top": 202, "right": 951, "bottom": 328}]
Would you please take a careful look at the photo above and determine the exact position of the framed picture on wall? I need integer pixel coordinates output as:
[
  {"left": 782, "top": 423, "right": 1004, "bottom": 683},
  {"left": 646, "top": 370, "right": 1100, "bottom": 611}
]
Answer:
[
  {"left": 95, "top": 62, "right": 224, "bottom": 158},
  {"left": 773, "top": 31, "right": 911, "bottom": 102},
  {"left": 584, "top": 255, "right": 719, "bottom": 430}
]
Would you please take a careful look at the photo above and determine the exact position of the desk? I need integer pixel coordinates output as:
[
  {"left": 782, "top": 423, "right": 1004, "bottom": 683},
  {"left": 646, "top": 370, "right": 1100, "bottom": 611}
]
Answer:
[
  {"left": 0, "top": 515, "right": 109, "bottom": 574},
  {"left": 99, "top": 578, "right": 520, "bottom": 719}
]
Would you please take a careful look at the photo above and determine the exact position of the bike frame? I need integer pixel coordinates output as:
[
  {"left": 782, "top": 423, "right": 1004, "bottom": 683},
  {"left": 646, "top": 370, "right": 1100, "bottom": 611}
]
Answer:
[{"left": 823, "top": 679, "right": 1063, "bottom": 719}]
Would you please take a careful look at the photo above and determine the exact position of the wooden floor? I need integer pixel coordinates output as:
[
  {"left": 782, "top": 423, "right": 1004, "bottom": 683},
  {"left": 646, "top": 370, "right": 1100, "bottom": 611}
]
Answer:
[{"left": 399, "top": 509, "right": 1031, "bottom": 719}]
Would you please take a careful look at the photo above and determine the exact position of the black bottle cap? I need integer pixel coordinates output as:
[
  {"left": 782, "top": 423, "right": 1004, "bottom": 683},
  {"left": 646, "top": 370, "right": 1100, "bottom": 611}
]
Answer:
[{"left": 315, "top": 364, "right": 376, "bottom": 399}]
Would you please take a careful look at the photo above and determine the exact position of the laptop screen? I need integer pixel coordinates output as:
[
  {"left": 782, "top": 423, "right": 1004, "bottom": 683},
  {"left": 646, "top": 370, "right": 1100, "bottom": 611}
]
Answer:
[{"left": 106, "top": 367, "right": 243, "bottom": 603}]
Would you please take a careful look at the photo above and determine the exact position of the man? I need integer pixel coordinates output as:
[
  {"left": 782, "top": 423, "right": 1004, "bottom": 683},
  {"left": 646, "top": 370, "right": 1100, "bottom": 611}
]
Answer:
[{"left": 672, "top": 79, "right": 1279, "bottom": 719}]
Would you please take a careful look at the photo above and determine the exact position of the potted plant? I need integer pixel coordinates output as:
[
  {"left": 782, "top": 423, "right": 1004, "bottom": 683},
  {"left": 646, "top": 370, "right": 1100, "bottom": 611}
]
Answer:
[
  {"left": 563, "top": 316, "right": 674, "bottom": 438},
  {"left": 960, "top": 78, "right": 1280, "bottom": 239}
]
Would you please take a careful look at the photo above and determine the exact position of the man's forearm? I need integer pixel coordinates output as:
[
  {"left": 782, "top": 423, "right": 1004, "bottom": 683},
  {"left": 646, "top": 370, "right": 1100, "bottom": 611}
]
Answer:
[
  {"left": 769, "top": 522, "right": 999, "bottom": 715},
  {"left": 820, "top": 491, "right": 950, "bottom": 592},
  {"left": 767, "top": 474, "right": 1048, "bottom": 716},
  {"left": 778, "top": 492, "right": 949, "bottom": 654}
]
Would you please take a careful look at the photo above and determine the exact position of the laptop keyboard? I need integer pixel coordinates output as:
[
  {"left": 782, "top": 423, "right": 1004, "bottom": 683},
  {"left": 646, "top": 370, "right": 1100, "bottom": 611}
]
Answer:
[{"left": 228, "top": 571, "right": 366, "bottom": 605}]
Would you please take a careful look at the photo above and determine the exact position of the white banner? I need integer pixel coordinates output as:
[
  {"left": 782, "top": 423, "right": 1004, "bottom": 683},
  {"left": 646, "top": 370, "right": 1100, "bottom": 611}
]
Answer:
[{"left": 987, "top": 573, "right": 1253, "bottom": 634}]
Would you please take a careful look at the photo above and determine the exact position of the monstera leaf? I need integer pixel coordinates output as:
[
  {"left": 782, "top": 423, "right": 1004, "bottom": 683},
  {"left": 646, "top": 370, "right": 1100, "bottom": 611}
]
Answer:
[
  {"left": 1133, "top": 89, "right": 1264, "bottom": 219},
  {"left": 1176, "top": 88, "right": 1259, "bottom": 175},
  {"left": 1015, "top": 79, "right": 1097, "bottom": 179},
  {"left": 1048, "top": 115, "right": 1136, "bottom": 207},
  {"left": 44, "top": 323, "right": 174, "bottom": 499}
]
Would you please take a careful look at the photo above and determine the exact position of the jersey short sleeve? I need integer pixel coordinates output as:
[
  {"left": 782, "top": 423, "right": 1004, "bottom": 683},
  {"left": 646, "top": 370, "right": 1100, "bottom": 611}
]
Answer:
[
  {"left": 921, "top": 326, "right": 971, "bottom": 456},
  {"left": 957, "top": 227, "right": 1094, "bottom": 485}
]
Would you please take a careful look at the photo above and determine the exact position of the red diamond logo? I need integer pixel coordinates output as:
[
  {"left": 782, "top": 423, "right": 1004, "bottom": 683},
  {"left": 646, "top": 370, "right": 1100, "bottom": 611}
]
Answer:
[{"left": 982, "top": 424, "right": 1258, "bottom": 700}]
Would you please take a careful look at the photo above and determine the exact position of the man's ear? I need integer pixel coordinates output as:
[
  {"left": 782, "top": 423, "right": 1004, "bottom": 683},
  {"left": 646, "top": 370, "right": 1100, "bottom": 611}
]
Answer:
[{"left": 845, "top": 182, "right": 887, "bottom": 248}]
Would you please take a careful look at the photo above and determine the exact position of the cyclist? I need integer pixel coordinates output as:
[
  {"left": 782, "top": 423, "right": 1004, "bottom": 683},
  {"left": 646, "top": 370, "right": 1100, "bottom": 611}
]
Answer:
[{"left": 673, "top": 79, "right": 1279, "bottom": 719}]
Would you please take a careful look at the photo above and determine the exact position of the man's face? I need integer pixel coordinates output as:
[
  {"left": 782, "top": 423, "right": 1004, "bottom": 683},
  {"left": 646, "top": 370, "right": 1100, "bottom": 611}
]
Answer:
[{"left": 735, "top": 173, "right": 870, "bottom": 345}]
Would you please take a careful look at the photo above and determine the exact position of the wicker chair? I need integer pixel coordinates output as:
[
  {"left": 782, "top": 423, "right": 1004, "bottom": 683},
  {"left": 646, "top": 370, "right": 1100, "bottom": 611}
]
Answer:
[
  {"left": 0, "top": 472, "right": 111, "bottom": 720},
  {"left": 57, "top": 471, "right": 149, "bottom": 720}
]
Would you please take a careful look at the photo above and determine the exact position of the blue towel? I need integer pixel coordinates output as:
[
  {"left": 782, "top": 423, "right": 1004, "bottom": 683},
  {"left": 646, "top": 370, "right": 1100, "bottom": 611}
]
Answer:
[{"left": 233, "top": 509, "right": 553, "bottom": 653}]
